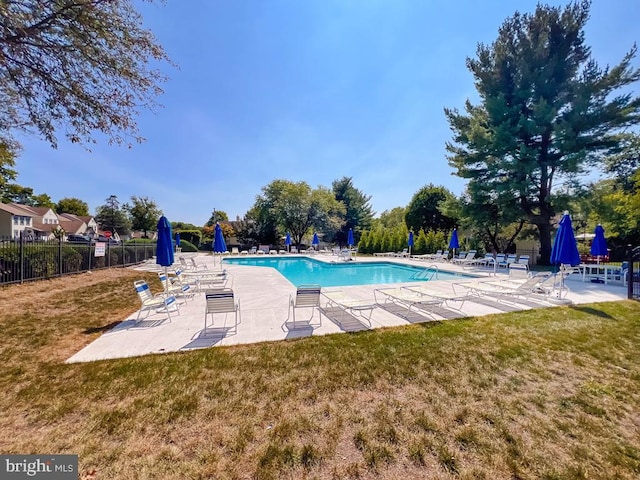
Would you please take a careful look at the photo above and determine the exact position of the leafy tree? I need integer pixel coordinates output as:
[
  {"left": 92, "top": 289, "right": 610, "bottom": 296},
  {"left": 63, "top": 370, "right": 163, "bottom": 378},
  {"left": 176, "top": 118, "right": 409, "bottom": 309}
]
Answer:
[
  {"left": 205, "top": 210, "right": 229, "bottom": 227},
  {"left": 95, "top": 195, "right": 130, "bottom": 236},
  {"left": 126, "top": 196, "right": 162, "bottom": 238},
  {"left": 252, "top": 180, "right": 345, "bottom": 246},
  {"left": 171, "top": 222, "right": 201, "bottom": 231},
  {"left": 0, "top": 0, "right": 171, "bottom": 148},
  {"left": 441, "top": 188, "right": 525, "bottom": 254},
  {"left": 1, "top": 184, "right": 54, "bottom": 207},
  {"left": 445, "top": 1, "right": 640, "bottom": 264},
  {"left": 332, "top": 177, "right": 374, "bottom": 245},
  {"left": 405, "top": 184, "right": 457, "bottom": 233},
  {"left": 0, "top": 143, "right": 18, "bottom": 202},
  {"left": 56, "top": 197, "right": 89, "bottom": 216},
  {"left": 377, "top": 207, "right": 406, "bottom": 228},
  {"left": 604, "top": 133, "right": 640, "bottom": 192}
]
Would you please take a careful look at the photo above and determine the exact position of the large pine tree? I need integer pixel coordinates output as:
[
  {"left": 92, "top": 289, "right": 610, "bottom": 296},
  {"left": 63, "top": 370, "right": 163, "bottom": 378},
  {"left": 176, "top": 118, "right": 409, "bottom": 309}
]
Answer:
[{"left": 445, "top": 1, "right": 640, "bottom": 264}]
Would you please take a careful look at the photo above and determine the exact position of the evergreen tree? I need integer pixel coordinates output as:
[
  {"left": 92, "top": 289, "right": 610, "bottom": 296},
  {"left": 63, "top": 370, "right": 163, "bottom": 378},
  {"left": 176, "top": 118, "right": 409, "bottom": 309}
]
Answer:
[
  {"left": 332, "top": 177, "right": 374, "bottom": 245},
  {"left": 445, "top": 1, "right": 640, "bottom": 264}
]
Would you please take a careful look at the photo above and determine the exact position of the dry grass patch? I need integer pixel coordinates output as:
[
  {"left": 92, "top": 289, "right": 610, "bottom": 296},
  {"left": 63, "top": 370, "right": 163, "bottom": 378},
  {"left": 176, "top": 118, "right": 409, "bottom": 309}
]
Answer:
[{"left": 0, "top": 269, "right": 639, "bottom": 479}]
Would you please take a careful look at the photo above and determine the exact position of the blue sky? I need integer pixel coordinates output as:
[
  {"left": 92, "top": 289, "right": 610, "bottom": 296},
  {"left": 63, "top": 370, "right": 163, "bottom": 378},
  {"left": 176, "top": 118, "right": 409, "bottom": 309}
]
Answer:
[{"left": 12, "top": 0, "right": 640, "bottom": 226}]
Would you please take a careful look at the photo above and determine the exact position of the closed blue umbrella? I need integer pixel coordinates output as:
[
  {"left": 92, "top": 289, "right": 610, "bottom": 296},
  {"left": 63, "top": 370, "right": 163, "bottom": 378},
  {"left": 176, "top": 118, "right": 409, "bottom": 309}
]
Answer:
[
  {"left": 175, "top": 232, "right": 181, "bottom": 250},
  {"left": 212, "top": 223, "right": 227, "bottom": 265},
  {"left": 312, "top": 232, "right": 319, "bottom": 248},
  {"left": 550, "top": 212, "right": 580, "bottom": 298},
  {"left": 550, "top": 212, "right": 581, "bottom": 267},
  {"left": 156, "top": 216, "right": 174, "bottom": 292},
  {"left": 408, "top": 231, "right": 414, "bottom": 256},
  {"left": 590, "top": 224, "right": 608, "bottom": 263},
  {"left": 285, "top": 232, "right": 291, "bottom": 252},
  {"left": 347, "top": 228, "right": 354, "bottom": 248},
  {"left": 448, "top": 228, "right": 459, "bottom": 257}
]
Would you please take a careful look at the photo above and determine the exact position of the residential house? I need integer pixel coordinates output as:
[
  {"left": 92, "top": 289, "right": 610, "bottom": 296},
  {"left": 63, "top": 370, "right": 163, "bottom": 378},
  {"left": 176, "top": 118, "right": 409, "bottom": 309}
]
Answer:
[
  {"left": 57, "top": 213, "right": 98, "bottom": 239},
  {"left": 0, "top": 203, "right": 97, "bottom": 240}
]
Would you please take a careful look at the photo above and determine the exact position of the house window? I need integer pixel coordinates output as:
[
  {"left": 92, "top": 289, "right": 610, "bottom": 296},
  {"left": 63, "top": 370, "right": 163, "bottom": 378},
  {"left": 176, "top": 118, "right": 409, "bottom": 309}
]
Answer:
[
  {"left": 14, "top": 217, "right": 18, "bottom": 225},
  {"left": 20, "top": 217, "right": 25, "bottom": 225}
]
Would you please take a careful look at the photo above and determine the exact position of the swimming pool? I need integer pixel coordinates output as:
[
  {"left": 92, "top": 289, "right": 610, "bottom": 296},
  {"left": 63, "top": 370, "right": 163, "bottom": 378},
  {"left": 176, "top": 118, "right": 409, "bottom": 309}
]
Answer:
[{"left": 223, "top": 257, "right": 475, "bottom": 287}]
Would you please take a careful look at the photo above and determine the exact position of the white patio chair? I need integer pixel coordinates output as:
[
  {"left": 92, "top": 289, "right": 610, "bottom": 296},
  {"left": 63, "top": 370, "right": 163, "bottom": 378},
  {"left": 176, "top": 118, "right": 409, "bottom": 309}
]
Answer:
[
  {"left": 287, "top": 285, "right": 322, "bottom": 328},
  {"left": 134, "top": 280, "right": 180, "bottom": 321},
  {"left": 204, "top": 288, "right": 241, "bottom": 334}
]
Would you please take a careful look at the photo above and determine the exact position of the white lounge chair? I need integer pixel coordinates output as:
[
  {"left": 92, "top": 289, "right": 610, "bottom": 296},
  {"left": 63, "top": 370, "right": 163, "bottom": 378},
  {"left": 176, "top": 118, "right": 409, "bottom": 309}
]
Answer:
[
  {"left": 374, "top": 287, "right": 445, "bottom": 320},
  {"left": 403, "top": 285, "right": 469, "bottom": 312},
  {"left": 453, "top": 272, "right": 553, "bottom": 300},
  {"left": 322, "top": 290, "right": 376, "bottom": 324},
  {"left": 452, "top": 250, "right": 477, "bottom": 265}
]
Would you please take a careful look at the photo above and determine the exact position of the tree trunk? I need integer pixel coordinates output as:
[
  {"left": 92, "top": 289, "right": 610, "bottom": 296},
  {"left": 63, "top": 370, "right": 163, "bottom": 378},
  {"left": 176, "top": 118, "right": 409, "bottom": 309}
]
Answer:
[{"left": 537, "top": 221, "right": 553, "bottom": 265}]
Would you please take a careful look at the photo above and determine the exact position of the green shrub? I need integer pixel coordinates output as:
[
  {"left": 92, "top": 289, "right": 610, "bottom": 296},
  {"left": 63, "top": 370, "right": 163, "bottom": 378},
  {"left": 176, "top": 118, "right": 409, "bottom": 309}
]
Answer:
[
  {"left": 179, "top": 239, "right": 198, "bottom": 252},
  {"left": 125, "top": 238, "right": 155, "bottom": 244},
  {"left": 177, "top": 230, "right": 202, "bottom": 246}
]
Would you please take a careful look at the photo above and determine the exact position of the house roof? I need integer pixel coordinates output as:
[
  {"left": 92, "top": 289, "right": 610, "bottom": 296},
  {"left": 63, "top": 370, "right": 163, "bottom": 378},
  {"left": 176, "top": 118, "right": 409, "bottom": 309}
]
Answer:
[
  {"left": 0, "top": 203, "right": 35, "bottom": 216},
  {"left": 17, "top": 205, "right": 53, "bottom": 217},
  {"left": 31, "top": 221, "right": 59, "bottom": 234},
  {"left": 58, "top": 213, "right": 92, "bottom": 235}
]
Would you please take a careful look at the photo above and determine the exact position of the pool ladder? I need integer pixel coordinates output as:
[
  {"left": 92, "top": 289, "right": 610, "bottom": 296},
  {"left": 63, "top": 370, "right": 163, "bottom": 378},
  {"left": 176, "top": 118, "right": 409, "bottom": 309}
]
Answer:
[{"left": 411, "top": 265, "right": 439, "bottom": 281}]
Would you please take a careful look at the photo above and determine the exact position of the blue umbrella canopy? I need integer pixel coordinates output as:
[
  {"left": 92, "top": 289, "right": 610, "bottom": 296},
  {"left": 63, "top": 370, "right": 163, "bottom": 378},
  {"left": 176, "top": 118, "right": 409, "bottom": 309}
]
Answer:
[
  {"left": 312, "top": 232, "right": 319, "bottom": 246},
  {"left": 347, "top": 228, "right": 354, "bottom": 247},
  {"left": 213, "top": 223, "right": 227, "bottom": 253},
  {"left": 156, "top": 216, "right": 174, "bottom": 267},
  {"left": 408, "top": 231, "right": 414, "bottom": 247},
  {"left": 175, "top": 232, "right": 181, "bottom": 247},
  {"left": 550, "top": 212, "right": 581, "bottom": 266},
  {"left": 590, "top": 224, "right": 608, "bottom": 257},
  {"left": 285, "top": 233, "right": 291, "bottom": 246},
  {"left": 448, "top": 229, "right": 459, "bottom": 250}
]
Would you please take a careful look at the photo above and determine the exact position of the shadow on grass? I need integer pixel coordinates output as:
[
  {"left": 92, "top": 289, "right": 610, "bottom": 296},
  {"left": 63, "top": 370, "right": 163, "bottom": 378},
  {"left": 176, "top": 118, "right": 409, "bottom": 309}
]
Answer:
[
  {"left": 568, "top": 305, "right": 615, "bottom": 319},
  {"left": 83, "top": 321, "right": 122, "bottom": 334}
]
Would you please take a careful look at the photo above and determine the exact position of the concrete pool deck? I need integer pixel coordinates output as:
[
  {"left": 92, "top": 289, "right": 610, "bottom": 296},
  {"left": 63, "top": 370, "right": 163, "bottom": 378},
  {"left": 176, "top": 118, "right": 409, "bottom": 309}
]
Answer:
[{"left": 66, "top": 253, "right": 629, "bottom": 363}]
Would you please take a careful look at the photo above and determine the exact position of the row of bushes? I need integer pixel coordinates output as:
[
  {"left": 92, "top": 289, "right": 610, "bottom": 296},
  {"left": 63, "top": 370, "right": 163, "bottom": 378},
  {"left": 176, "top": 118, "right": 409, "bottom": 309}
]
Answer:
[{"left": 357, "top": 225, "right": 482, "bottom": 256}]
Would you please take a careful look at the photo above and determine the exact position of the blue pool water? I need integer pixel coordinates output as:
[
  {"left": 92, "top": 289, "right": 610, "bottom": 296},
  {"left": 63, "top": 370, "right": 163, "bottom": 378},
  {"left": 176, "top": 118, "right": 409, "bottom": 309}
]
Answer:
[{"left": 222, "top": 257, "right": 475, "bottom": 287}]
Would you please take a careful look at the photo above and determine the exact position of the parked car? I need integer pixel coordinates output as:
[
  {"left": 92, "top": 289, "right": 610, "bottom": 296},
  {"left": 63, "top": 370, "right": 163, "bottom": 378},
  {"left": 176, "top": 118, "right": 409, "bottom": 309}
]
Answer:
[
  {"left": 95, "top": 235, "right": 120, "bottom": 245},
  {"left": 66, "top": 234, "right": 91, "bottom": 243}
]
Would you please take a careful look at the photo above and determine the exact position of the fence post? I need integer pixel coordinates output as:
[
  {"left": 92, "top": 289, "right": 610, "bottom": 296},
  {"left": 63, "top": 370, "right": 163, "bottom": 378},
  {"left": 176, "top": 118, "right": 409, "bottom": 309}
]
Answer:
[
  {"left": 628, "top": 245, "right": 633, "bottom": 300},
  {"left": 19, "top": 231, "right": 24, "bottom": 284},
  {"left": 58, "top": 237, "right": 63, "bottom": 278}
]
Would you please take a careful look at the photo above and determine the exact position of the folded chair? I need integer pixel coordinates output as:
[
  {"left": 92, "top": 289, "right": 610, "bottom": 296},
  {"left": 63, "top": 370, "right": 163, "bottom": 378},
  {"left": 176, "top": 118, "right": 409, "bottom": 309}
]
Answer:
[
  {"left": 134, "top": 280, "right": 180, "bottom": 321},
  {"left": 204, "top": 288, "right": 241, "bottom": 334},
  {"left": 287, "top": 285, "right": 322, "bottom": 328}
]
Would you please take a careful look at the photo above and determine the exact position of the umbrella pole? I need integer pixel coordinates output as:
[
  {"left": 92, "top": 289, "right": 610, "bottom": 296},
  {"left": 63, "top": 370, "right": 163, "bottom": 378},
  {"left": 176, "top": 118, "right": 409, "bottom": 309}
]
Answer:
[{"left": 164, "top": 266, "right": 169, "bottom": 295}]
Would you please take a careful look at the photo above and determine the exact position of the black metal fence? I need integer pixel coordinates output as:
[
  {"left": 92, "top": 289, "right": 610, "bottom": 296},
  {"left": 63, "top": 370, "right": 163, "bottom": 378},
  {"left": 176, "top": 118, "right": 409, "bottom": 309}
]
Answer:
[
  {"left": 628, "top": 246, "right": 640, "bottom": 300},
  {"left": 0, "top": 236, "right": 157, "bottom": 286}
]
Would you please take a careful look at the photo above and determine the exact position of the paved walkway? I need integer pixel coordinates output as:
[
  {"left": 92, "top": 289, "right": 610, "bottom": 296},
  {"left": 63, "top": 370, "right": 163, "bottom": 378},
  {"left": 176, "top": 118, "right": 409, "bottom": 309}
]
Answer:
[{"left": 66, "top": 253, "right": 628, "bottom": 363}]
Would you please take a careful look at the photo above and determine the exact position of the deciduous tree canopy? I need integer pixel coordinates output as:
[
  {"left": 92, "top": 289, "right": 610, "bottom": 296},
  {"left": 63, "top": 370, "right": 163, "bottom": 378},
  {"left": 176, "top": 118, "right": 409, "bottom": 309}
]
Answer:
[{"left": 0, "top": 0, "right": 171, "bottom": 148}]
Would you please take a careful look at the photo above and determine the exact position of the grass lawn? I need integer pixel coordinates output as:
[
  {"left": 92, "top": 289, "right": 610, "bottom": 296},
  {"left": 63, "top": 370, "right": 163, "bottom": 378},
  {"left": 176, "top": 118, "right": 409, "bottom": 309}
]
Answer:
[{"left": 1, "top": 269, "right": 639, "bottom": 479}]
